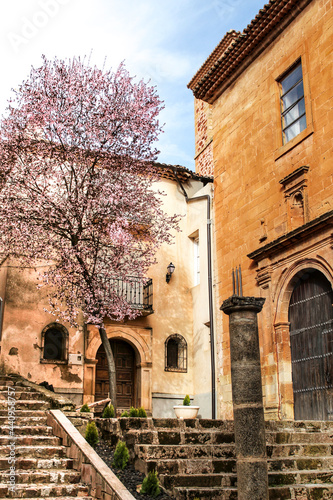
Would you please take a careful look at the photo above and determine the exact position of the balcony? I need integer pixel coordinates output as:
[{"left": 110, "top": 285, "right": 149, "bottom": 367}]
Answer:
[{"left": 102, "top": 276, "right": 153, "bottom": 316}]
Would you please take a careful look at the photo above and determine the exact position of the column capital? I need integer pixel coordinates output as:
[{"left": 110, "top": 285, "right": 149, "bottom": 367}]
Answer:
[{"left": 220, "top": 295, "right": 265, "bottom": 315}]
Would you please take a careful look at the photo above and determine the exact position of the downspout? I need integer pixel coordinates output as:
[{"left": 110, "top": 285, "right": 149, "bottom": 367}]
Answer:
[{"left": 172, "top": 170, "right": 216, "bottom": 419}]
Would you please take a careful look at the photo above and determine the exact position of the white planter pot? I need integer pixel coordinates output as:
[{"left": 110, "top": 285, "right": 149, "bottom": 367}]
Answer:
[{"left": 173, "top": 405, "right": 200, "bottom": 419}]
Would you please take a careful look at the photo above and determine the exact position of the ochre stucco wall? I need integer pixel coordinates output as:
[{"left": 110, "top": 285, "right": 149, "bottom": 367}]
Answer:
[{"left": 0, "top": 175, "right": 214, "bottom": 416}]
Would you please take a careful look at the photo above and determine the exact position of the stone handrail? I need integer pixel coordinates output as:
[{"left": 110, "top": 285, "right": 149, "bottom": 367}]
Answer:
[{"left": 47, "top": 409, "right": 136, "bottom": 500}]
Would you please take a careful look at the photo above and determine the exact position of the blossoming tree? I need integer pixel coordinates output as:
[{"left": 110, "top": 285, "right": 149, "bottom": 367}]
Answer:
[{"left": 0, "top": 56, "right": 179, "bottom": 409}]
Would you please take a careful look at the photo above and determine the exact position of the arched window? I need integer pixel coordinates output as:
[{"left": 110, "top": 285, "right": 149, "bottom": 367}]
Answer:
[
  {"left": 165, "top": 334, "right": 187, "bottom": 372},
  {"left": 41, "top": 323, "right": 68, "bottom": 363}
]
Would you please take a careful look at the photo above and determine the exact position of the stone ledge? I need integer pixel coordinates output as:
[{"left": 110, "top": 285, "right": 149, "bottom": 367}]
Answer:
[{"left": 4, "top": 373, "right": 75, "bottom": 411}]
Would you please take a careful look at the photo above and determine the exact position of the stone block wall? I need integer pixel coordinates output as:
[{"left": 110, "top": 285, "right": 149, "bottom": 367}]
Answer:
[{"left": 209, "top": 0, "right": 333, "bottom": 419}]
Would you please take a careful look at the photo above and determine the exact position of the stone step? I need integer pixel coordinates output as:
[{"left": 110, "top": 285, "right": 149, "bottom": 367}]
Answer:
[
  {"left": 0, "top": 391, "right": 47, "bottom": 401},
  {"left": 0, "top": 400, "right": 50, "bottom": 410},
  {"left": 0, "top": 378, "right": 14, "bottom": 386},
  {"left": 267, "top": 443, "right": 332, "bottom": 458},
  {"left": 0, "top": 409, "right": 47, "bottom": 417},
  {"left": 0, "top": 482, "right": 90, "bottom": 498},
  {"left": 174, "top": 484, "right": 333, "bottom": 500},
  {"left": 269, "top": 484, "right": 333, "bottom": 499},
  {"left": 126, "top": 429, "right": 235, "bottom": 446},
  {"left": 0, "top": 415, "right": 48, "bottom": 426},
  {"left": 0, "top": 457, "right": 74, "bottom": 471},
  {"left": 0, "top": 435, "right": 61, "bottom": 446},
  {"left": 266, "top": 430, "right": 333, "bottom": 445},
  {"left": 136, "top": 441, "right": 333, "bottom": 461},
  {"left": 174, "top": 486, "right": 237, "bottom": 500},
  {"left": 266, "top": 420, "right": 333, "bottom": 432},
  {"left": 0, "top": 469, "right": 81, "bottom": 484},
  {"left": 268, "top": 469, "right": 333, "bottom": 486},
  {"left": 0, "top": 445, "right": 66, "bottom": 458},
  {"left": 1, "top": 425, "right": 53, "bottom": 436},
  {"left": 8, "top": 498, "right": 93, "bottom": 500},
  {"left": 136, "top": 451, "right": 333, "bottom": 477},
  {"left": 135, "top": 443, "right": 236, "bottom": 460},
  {"left": 0, "top": 385, "right": 31, "bottom": 392},
  {"left": 268, "top": 456, "right": 333, "bottom": 472},
  {"left": 161, "top": 473, "right": 237, "bottom": 490},
  {"left": 135, "top": 457, "right": 237, "bottom": 475}
]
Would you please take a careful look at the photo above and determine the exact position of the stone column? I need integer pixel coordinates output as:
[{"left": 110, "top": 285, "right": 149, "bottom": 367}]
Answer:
[{"left": 220, "top": 295, "right": 268, "bottom": 500}]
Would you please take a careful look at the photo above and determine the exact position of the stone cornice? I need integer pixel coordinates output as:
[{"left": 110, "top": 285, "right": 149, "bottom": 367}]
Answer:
[{"left": 248, "top": 210, "right": 333, "bottom": 262}]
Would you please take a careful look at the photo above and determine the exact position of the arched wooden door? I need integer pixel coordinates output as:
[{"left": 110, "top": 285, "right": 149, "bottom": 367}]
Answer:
[
  {"left": 288, "top": 270, "right": 333, "bottom": 420},
  {"left": 95, "top": 339, "right": 135, "bottom": 409}
]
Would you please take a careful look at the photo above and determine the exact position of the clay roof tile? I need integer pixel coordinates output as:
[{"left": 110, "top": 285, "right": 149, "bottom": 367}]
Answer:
[{"left": 188, "top": 0, "right": 313, "bottom": 102}]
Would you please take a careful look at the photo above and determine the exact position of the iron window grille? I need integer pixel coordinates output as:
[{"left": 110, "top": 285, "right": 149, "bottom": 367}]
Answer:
[
  {"left": 165, "top": 334, "right": 187, "bottom": 372},
  {"left": 279, "top": 61, "right": 306, "bottom": 145}
]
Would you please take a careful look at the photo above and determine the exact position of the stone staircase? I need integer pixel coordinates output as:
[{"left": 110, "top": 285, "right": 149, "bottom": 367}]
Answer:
[
  {"left": 0, "top": 375, "right": 92, "bottom": 500},
  {"left": 99, "top": 417, "right": 333, "bottom": 500}
]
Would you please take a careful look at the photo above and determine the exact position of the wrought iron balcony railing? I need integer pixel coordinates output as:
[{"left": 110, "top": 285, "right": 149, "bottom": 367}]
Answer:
[{"left": 102, "top": 276, "right": 153, "bottom": 315}]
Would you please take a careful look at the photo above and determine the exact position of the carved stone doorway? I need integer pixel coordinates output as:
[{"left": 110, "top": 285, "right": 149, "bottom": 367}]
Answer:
[{"left": 288, "top": 269, "right": 333, "bottom": 420}]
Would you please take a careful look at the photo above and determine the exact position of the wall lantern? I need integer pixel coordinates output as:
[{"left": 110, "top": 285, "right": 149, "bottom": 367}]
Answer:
[{"left": 166, "top": 262, "right": 175, "bottom": 283}]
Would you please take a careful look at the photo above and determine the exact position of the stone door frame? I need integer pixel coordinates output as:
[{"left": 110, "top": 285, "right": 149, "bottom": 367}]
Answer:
[
  {"left": 273, "top": 257, "right": 333, "bottom": 419},
  {"left": 83, "top": 325, "right": 152, "bottom": 411}
]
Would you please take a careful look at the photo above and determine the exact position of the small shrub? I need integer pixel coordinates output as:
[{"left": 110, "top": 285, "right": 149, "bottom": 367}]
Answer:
[
  {"left": 112, "top": 440, "right": 129, "bottom": 469},
  {"left": 85, "top": 421, "right": 99, "bottom": 447},
  {"left": 129, "top": 406, "right": 139, "bottom": 417},
  {"left": 102, "top": 404, "right": 115, "bottom": 418},
  {"left": 140, "top": 470, "right": 160, "bottom": 497},
  {"left": 80, "top": 403, "right": 91, "bottom": 413},
  {"left": 138, "top": 406, "right": 147, "bottom": 418},
  {"left": 120, "top": 410, "right": 129, "bottom": 417},
  {"left": 183, "top": 394, "right": 191, "bottom": 406}
]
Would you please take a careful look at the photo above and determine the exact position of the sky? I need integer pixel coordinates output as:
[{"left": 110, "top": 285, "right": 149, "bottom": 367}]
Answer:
[{"left": 0, "top": 0, "right": 265, "bottom": 171}]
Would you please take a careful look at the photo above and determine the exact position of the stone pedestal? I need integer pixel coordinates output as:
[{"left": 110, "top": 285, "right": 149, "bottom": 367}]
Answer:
[{"left": 221, "top": 295, "right": 268, "bottom": 500}]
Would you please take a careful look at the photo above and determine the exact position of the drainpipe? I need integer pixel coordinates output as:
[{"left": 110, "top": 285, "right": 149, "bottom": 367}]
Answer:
[{"left": 172, "top": 171, "right": 216, "bottom": 419}]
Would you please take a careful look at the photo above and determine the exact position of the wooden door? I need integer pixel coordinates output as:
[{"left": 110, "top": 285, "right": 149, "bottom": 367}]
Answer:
[
  {"left": 288, "top": 270, "right": 333, "bottom": 420},
  {"left": 95, "top": 340, "right": 135, "bottom": 408}
]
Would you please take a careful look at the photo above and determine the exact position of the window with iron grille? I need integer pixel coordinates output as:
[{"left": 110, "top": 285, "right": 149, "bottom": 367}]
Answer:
[
  {"left": 165, "top": 334, "right": 187, "bottom": 372},
  {"left": 279, "top": 61, "right": 306, "bottom": 145}
]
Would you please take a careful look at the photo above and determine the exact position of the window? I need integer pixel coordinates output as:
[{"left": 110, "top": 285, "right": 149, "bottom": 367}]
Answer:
[
  {"left": 41, "top": 323, "right": 68, "bottom": 363},
  {"left": 279, "top": 61, "right": 306, "bottom": 145},
  {"left": 165, "top": 334, "right": 187, "bottom": 372}
]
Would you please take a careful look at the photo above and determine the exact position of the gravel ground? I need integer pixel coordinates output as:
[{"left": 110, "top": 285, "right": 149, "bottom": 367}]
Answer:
[{"left": 94, "top": 442, "right": 176, "bottom": 500}]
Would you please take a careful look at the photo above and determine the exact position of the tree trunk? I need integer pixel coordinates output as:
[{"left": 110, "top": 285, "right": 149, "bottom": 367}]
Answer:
[{"left": 98, "top": 325, "right": 117, "bottom": 411}]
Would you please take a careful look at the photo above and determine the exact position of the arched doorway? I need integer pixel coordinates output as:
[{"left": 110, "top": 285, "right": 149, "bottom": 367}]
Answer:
[
  {"left": 288, "top": 269, "right": 333, "bottom": 420},
  {"left": 95, "top": 339, "right": 136, "bottom": 409}
]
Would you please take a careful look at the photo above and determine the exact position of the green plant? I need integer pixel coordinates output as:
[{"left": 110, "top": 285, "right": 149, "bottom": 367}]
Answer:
[
  {"left": 138, "top": 406, "right": 147, "bottom": 418},
  {"left": 120, "top": 410, "right": 129, "bottom": 417},
  {"left": 183, "top": 394, "right": 191, "bottom": 406},
  {"left": 85, "top": 421, "right": 99, "bottom": 447},
  {"left": 112, "top": 440, "right": 129, "bottom": 469},
  {"left": 102, "top": 404, "right": 115, "bottom": 418},
  {"left": 129, "top": 406, "right": 139, "bottom": 417},
  {"left": 140, "top": 470, "right": 160, "bottom": 497},
  {"left": 80, "top": 403, "right": 91, "bottom": 413}
]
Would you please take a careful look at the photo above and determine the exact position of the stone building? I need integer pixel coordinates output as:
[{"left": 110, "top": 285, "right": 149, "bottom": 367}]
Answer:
[
  {"left": 188, "top": 0, "right": 333, "bottom": 420},
  {"left": 0, "top": 164, "right": 215, "bottom": 417}
]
